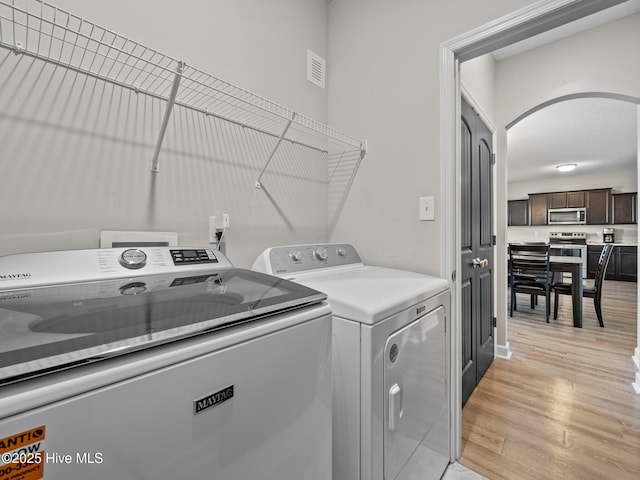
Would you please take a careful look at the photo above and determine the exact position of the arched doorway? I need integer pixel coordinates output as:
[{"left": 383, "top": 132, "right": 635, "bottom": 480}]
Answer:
[{"left": 440, "top": 0, "right": 640, "bottom": 460}]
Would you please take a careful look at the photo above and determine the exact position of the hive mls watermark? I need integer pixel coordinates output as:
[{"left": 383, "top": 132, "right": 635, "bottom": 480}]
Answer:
[
  {"left": 1, "top": 451, "right": 104, "bottom": 465},
  {"left": 1, "top": 426, "right": 104, "bottom": 480},
  {"left": 45, "top": 452, "right": 104, "bottom": 464}
]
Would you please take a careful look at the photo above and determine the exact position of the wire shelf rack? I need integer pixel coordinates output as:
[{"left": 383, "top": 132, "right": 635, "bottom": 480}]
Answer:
[{"left": 0, "top": 0, "right": 367, "bottom": 179}]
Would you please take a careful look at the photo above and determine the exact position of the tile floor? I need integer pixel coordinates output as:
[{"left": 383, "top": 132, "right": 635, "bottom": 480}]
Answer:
[{"left": 442, "top": 462, "right": 489, "bottom": 480}]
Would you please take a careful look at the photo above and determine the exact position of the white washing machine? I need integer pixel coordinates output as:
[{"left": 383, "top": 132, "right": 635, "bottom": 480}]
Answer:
[
  {"left": 253, "top": 243, "right": 451, "bottom": 480},
  {"left": 0, "top": 246, "right": 332, "bottom": 480}
]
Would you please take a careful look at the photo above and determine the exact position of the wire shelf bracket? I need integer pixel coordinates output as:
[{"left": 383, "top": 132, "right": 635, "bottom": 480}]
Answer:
[
  {"left": 151, "top": 61, "right": 184, "bottom": 173},
  {"left": 255, "top": 112, "right": 296, "bottom": 189}
]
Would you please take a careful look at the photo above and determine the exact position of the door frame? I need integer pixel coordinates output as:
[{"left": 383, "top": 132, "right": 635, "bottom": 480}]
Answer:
[{"left": 438, "top": 0, "right": 630, "bottom": 460}]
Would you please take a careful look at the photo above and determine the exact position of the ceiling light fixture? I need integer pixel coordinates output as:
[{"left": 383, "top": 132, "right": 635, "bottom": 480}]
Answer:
[{"left": 556, "top": 163, "right": 577, "bottom": 172}]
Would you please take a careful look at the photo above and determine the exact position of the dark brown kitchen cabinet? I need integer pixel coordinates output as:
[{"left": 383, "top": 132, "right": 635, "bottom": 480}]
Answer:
[
  {"left": 549, "top": 191, "right": 585, "bottom": 209},
  {"left": 529, "top": 194, "right": 548, "bottom": 225},
  {"left": 617, "top": 247, "right": 638, "bottom": 281},
  {"left": 612, "top": 193, "right": 637, "bottom": 224},
  {"left": 548, "top": 193, "right": 565, "bottom": 209},
  {"left": 587, "top": 244, "right": 637, "bottom": 282},
  {"left": 508, "top": 200, "right": 529, "bottom": 226},
  {"left": 567, "top": 191, "right": 586, "bottom": 208},
  {"left": 586, "top": 189, "right": 611, "bottom": 225},
  {"left": 586, "top": 246, "right": 601, "bottom": 278}
]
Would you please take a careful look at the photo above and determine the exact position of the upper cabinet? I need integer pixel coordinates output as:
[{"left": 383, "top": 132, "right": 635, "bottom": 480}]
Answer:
[
  {"left": 612, "top": 193, "right": 637, "bottom": 224},
  {"left": 508, "top": 200, "right": 529, "bottom": 226},
  {"left": 529, "top": 194, "right": 548, "bottom": 226},
  {"left": 509, "top": 188, "right": 630, "bottom": 226},
  {"left": 548, "top": 191, "right": 585, "bottom": 209},
  {"left": 585, "top": 189, "right": 611, "bottom": 225}
]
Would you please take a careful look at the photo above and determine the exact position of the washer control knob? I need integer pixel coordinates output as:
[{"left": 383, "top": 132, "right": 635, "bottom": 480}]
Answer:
[
  {"left": 336, "top": 247, "right": 347, "bottom": 257},
  {"left": 313, "top": 247, "right": 328, "bottom": 261},
  {"left": 120, "top": 282, "right": 147, "bottom": 295},
  {"left": 289, "top": 250, "right": 302, "bottom": 262},
  {"left": 119, "top": 249, "right": 147, "bottom": 269}
]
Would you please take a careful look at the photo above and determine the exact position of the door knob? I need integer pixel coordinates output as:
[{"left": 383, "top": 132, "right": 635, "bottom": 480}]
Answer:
[{"left": 472, "top": 258, "right": 489, "bottom": 268}]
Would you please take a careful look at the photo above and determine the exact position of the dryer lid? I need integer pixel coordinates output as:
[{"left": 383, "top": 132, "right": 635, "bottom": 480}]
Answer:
[{"left": 292, "top": 266, "right": 448, "bottom": 324}]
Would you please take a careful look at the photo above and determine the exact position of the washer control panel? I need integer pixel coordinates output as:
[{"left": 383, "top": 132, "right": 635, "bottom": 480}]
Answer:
[
  {"left": 170, "top": 248, "right": 218, "bottom": 266},
  {"left": 0, "top": 247, "right": 231, "bottom": 290}
]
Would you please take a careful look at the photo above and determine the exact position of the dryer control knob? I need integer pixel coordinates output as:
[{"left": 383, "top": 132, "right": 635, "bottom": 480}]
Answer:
[
  {"left": 313, "top": 247, "right": 328, "bottom": 261},
  {"left": 119, "top": 249, "right": 147, "bottom": 269},
  {"left": 289, "top": 250, "right": 302, "bottom": 262},
  {"left": 336, "top": 247, "right": 347, "bottom": 257}
]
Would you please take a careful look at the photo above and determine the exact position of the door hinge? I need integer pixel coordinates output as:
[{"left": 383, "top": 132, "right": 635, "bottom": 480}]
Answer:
[
  {"left": 491, "top": 153, "right": 496, "bottom": 165},
  {"left": 451, "top": 270, "right": 456, "bottom": 282},
  {"left": 492, "top": 235, "right": 496, "bottom": 246},
  {"left": 493, "top": 316, "right": 497, "bottom": 328}
]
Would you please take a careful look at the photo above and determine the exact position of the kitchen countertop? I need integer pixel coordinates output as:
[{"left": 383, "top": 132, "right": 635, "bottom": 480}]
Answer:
[
  {"left": 509, "top": 241, "right": 638, "bottom": 247},
  {"left": 587, "top": 242, "right": 637, "bottom": 246}
]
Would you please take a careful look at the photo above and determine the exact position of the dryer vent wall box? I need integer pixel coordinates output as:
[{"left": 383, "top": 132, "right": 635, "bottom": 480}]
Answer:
[
  {"left": 100, "top": 230, "right": 178, "bottom": 247},
  {"left": 252, "top": 243, "right": 452, "bottom": 480}
]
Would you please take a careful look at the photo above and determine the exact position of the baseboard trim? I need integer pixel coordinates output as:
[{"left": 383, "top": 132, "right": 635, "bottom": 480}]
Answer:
[
  {"left": 633, "top": 349, "right": 640, "bottom": 395},
  {"left": 496, "top": 342, "right": 512, "bottom": 360}
]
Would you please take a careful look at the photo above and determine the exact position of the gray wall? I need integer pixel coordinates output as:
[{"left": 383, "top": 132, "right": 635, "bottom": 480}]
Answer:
[
  {"left": 3, "top": 0, "right": 638, "bottom": 280},
  {"left": 0, "top": 0, "right": 330, "bottom": 267},
  {"left": 326, "top": 0, "right": 536, "bottom": 275}
]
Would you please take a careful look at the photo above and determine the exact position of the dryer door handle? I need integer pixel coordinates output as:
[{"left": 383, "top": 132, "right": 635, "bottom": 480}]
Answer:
[{"left": 389, "top": 383, "right": 403, "bottom": 431}]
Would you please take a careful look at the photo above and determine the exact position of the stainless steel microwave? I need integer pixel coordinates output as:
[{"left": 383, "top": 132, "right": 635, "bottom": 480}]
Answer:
[{"left": 548, "top": 207, "right": 586, "bottom": 224}]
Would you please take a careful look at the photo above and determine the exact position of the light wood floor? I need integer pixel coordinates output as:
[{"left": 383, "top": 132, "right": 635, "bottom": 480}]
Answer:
[{"left": 459, "top": 280, "right": 640, "bottom": 480}]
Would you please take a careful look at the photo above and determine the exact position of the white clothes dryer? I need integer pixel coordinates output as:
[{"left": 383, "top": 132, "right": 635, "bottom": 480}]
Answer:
[{"left": 253, "top": 243, "right": 451, "bottom": 480}]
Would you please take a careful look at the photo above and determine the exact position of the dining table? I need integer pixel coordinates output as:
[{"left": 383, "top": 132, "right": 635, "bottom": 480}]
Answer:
[{"left": 549, "top": 256, "right": 583, "bottom": 328}]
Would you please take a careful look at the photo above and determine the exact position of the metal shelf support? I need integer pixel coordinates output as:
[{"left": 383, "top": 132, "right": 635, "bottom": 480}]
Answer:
[
  {"left": 151, "top": 61, "right": 184, "bottom": 173},
  {"left": 255, "top": 112, "right": 296, "bottom": 189}
]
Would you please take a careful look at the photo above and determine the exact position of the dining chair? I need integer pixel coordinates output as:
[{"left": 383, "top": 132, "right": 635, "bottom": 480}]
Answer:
[
  {"left": 509, "top": 243, "right": 551, "bottom": 322},
  {"left": 552, "top": 244, "right": 614, "bottom": 327}
]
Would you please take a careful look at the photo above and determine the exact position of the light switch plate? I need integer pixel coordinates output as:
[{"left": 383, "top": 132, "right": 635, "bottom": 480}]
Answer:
[{"left": 419, "top": 196, "right": 435, "bottom": 221}]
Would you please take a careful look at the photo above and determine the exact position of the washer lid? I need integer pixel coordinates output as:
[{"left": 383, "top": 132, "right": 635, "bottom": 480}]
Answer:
[
  {"left": 0, "top": 267, "right": 326, "bottom": 385},
  {"left": 291, "top": 266, "right": 448, "bottom": 324}
]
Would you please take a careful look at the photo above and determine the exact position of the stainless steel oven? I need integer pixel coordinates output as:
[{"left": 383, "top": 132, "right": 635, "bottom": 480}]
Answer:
[{"left": 549, "top": 232, "right": 587, "bottom": 278}]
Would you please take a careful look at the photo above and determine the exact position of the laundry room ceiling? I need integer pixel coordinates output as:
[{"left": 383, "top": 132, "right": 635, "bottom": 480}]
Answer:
[{"left": 497, "top": 0, "right": 640, "bottom": 184}]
